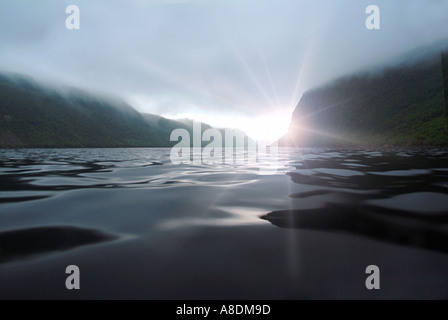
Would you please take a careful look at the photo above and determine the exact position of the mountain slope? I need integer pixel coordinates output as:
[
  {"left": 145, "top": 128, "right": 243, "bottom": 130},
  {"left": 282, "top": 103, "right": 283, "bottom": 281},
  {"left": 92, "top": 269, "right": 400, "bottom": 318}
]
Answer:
[
  {"left": 0, "top": 73, "right": 252, "bottom": 148},
  {"left": 279, "top": 53, "right": 448, "bottom": 147},
  {"left": 0, "top": 74, "right": 174, "bottom": 148},
  {"left": 443, "top": 51, "right": 448, "bottom": 128}
]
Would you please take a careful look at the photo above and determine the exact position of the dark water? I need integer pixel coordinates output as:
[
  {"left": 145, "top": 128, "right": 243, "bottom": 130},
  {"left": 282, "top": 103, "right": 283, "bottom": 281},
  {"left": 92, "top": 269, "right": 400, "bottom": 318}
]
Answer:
[{"left": 1, "top": 148, "right": 448, "bottom": 299}]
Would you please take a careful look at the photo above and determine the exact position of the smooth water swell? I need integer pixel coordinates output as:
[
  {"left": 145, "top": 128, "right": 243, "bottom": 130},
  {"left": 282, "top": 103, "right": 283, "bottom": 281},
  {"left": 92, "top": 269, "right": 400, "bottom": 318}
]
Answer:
[{"left": 1, "top": 147, "right": 448, "bottom": 299}]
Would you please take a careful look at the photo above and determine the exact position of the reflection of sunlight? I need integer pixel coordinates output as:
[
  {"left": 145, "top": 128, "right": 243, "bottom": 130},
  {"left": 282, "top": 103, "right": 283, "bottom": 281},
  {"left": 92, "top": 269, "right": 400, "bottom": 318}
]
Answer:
[{"left": 157, "top": 206, "right": 266, "bottom": 230}]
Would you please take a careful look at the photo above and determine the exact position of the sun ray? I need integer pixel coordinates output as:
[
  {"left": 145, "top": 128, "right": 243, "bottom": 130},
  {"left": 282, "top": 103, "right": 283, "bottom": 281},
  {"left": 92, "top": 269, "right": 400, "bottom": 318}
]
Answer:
[
  {"left": 258, "top": 48, "right": 281, "bottom": 108},
  {"left": 288, "top": 38, "right": 317, "bottom": 111}
]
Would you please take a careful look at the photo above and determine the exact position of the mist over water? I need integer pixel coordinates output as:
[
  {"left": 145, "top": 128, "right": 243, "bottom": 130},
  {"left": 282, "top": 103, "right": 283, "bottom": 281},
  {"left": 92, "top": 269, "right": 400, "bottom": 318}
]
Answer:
[{"left": 1, "top": 147, "right": 448, "bottom": 299}]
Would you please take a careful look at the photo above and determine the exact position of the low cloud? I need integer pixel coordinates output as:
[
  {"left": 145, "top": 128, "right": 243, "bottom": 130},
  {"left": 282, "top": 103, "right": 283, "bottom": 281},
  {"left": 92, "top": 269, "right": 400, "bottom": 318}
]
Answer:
[{"left": 1, "top": 0, "right": 447, "bottom": 124}]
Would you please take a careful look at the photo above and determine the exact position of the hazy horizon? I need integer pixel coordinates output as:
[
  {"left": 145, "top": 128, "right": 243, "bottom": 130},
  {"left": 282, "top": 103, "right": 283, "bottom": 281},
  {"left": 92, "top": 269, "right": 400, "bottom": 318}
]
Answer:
[{"left": 1, "top": 0, "right": 448, "bottom": 140}]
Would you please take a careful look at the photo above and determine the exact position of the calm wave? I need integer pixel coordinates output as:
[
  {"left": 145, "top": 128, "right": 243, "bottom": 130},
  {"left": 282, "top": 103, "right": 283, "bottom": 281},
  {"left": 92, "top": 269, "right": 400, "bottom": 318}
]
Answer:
[{"left": 1, "top": 147, "right": 448, "bottom": 299}]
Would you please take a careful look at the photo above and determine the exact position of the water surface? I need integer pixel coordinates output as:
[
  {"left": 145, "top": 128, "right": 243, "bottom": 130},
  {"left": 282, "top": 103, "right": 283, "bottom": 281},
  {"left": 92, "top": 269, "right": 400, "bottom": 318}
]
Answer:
[{"left": 1, "top": 148, "right": 447, "bottom": 299}]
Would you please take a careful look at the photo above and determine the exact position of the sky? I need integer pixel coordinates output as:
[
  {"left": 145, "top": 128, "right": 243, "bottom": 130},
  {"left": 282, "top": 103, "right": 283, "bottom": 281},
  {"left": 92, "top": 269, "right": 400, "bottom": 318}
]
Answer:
[{"left": 1, "top": 0, "right": 448, "bottom": 141}]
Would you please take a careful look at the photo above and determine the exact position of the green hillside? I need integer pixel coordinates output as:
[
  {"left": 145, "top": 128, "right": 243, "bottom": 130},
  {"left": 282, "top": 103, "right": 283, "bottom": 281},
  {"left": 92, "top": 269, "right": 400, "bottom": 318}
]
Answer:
[
  {"left": 0, "top": 73, "right": 250, "bottom": 148},
  {"left": 443, "top": 51, "right": 448, "bottom": 129},
  {"left": 142, "top": 114, "right": 188, "bottom": 144},
  {"left": 280, "top": 53, "right": 448, "bottom": 147},
  {"left": 0, "top": 74, "right": 170, "bottom": 148}
]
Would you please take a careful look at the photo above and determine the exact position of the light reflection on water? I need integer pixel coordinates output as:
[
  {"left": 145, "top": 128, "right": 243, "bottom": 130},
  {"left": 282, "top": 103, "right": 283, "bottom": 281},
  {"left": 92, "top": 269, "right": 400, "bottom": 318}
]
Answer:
[{"left": 1, "top": 147, "right": 448, "bottom": 299}]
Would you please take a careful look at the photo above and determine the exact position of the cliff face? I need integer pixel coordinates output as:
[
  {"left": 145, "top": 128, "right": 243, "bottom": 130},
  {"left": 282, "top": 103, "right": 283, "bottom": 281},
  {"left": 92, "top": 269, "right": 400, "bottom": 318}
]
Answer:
[
  {"left": 280, "top": 54, "right": 448, "bottom": 147},
  {"left": 442, "top": 51, "right": 448, "bottom": 129}
]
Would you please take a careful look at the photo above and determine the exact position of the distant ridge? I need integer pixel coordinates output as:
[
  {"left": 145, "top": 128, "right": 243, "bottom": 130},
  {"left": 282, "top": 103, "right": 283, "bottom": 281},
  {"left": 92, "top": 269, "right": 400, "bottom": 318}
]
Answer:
[{"left": 442, "top": 51, "right": 448, "bottom": 129}]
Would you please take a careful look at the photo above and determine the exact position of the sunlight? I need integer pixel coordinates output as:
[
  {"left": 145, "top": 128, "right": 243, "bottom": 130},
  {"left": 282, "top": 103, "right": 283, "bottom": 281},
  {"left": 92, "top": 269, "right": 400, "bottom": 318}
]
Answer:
[
  {"left": 167, "top": 110, "right": 292, "bottom": 143},
  {"left": 233, "top": 112, "right": 292, "bottom": 142}
]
